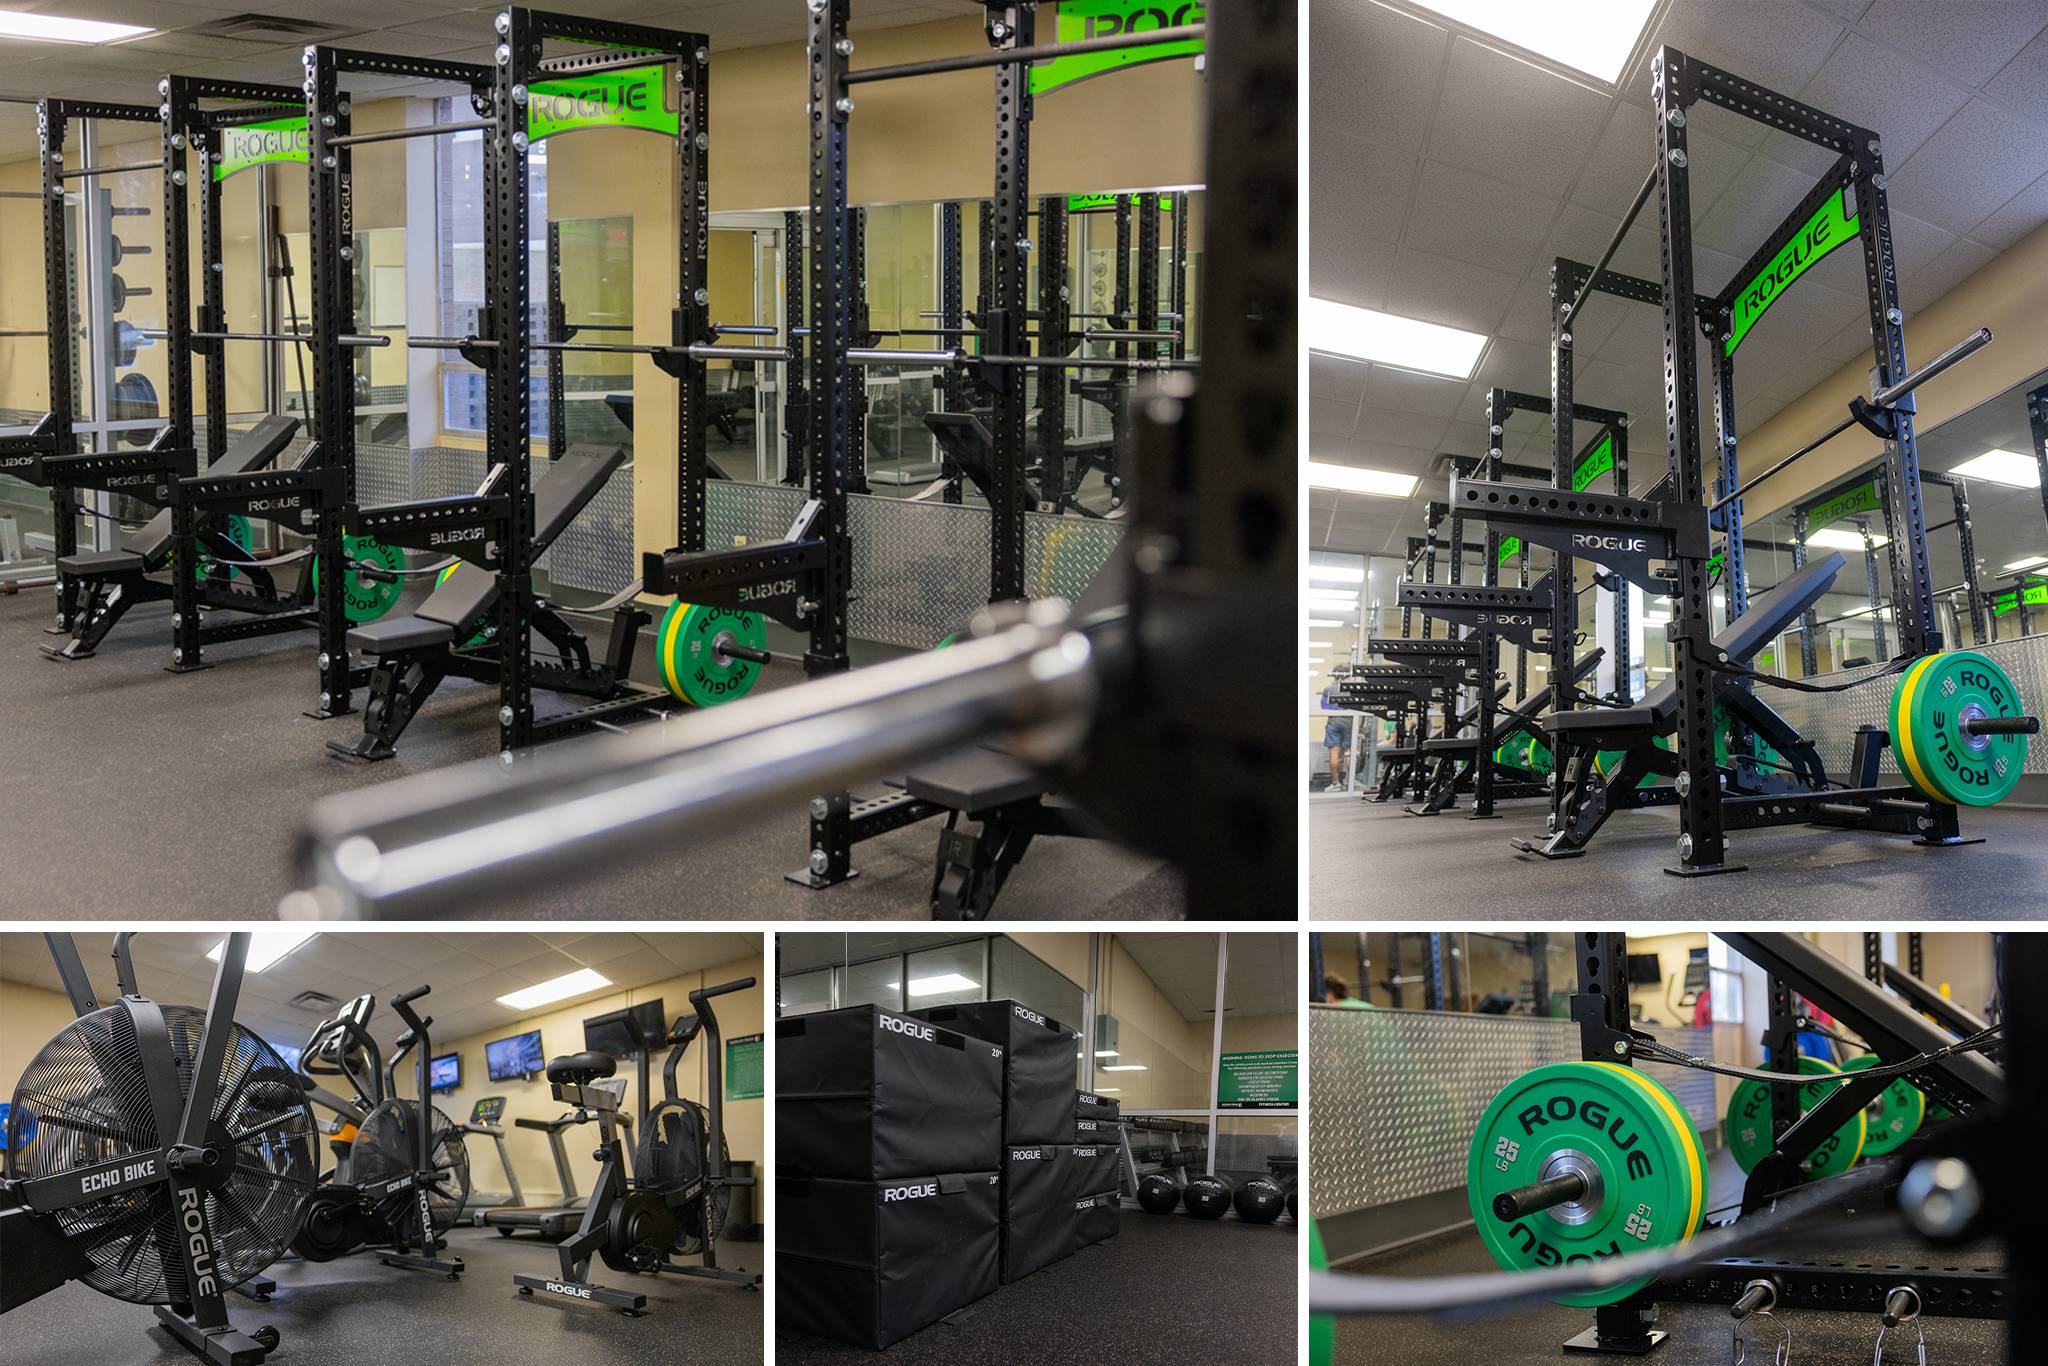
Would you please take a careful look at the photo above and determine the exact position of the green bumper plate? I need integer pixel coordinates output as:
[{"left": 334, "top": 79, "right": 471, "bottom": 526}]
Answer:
[
  {"left": 1840, "top": 1053, "right": 1924, "bottom": 1156},
  {"left": 1467, "top": 1061, "right": 1705, "bottom": 1306},
  {"left": 658, "top": 600, "right": 764, "bottom": 707},
  {"left": 312, "top": 535, "right": 405, "bottom": 623},
  {"left": 1724, "top": 1054, "right": 1865, "bottom": 1179},
  {"left": 1891, "top": 649, "right": 2028, "bottom": 806}
]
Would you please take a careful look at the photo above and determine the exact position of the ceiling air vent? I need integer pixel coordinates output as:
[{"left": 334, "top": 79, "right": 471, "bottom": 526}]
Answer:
[
  {"left": 188, "top": 14, "right": 357, "bottom": 44},
  {"left": 288, "top": 989, "right": 342, "bottom": 1011}
]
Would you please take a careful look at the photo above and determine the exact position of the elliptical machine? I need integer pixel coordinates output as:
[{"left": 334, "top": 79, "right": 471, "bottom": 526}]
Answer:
[
  {"left": 2, "top": 932, "right": 313, "bottom": 1364},
  {"left": 289, "top": 986, "right": 468, "bottom": 1278},
  {"left": 514, "top": 977, "right": 762, "bottom": 1314}
]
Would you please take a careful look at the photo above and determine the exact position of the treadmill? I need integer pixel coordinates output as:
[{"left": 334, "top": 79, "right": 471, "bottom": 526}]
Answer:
[
  {"left": 477, "top": 1079, "right": 630, "bottom": 1239},
  {"left": 458, "top": 1097, "right": 525, "bottom": 1221}
]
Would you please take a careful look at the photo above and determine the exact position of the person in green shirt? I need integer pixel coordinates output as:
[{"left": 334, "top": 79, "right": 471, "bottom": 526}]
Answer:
[{"left": 1322, "top": 974, "right": 1373, "bottom": 1008}]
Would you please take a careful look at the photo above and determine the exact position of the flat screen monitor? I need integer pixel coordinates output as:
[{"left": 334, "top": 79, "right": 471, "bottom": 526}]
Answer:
[
  {"left": 584, "top": 1000, "right": 664, "bottom": 1058},
  {"left": 428, "top": 1052, "right": 460, "bottom": 1091},
  {"left": 485, "top": 1030, "right": 545, "bottom": 1081},
  {"left": 1626, "top": 953, "right": 1663, "bottom": 985}
]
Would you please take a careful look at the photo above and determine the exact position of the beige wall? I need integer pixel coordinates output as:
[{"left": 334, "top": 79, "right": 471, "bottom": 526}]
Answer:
[
  {"left": 1007, "top": 932, "right": 1092, "bottom": 992},
  {"left": 431, "top": 950, "right": 765, "bottom": 1216}
]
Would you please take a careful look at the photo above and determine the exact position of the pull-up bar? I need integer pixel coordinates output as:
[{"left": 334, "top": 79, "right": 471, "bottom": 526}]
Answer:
[
  {"left": 844, "top": 23, "right": 1202, "bottom": 86},
  {"left": 1559, "top": 164, "right": 1657, "bottom": 334},
  {"left": 411, "top": 336, "right": 793, "bottom": 363},
  {"left": 1710, "top": 327, "right": 1993, "bottom": 512},
  {"left": 326, "top": 119, "right": 494, "bottom": 149},
  {"left": 59, "top": 160, "right": 163, "bottom": 180}
]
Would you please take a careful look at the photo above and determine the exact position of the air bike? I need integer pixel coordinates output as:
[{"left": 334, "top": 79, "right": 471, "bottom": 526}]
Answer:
[
  {"left": 1, "top": 932, "right": 315, "bottom": 1365},
  {"left": 514, "top": 977, "right": 761, "bottom": 1315},
  {"left": 286, "top": 987, "right": 469, "bottom": 1277},
  {"left": 1434, "top": 45, "right": 2037, "bottom": 875}
]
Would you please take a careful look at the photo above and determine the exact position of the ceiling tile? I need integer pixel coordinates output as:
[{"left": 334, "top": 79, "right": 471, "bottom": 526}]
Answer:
[
  {"left": 1970, "top": 171, "right": 2048, "bottom": 250},
  {"left": 1404, "top": 159, "right": 1558, "bottom": 274},
  {"left": 1310, "top": 234, "right": 1398, "bottom": 312},
  {"left": 1310, "top": 352, "right": 1371, "bottom": 405},
  {"left": 1383, "top": 244, "right": 1519, "bottom": 334},
  {"left": 1425, "top": 36, "right": 1609, "bottom": 198},
  {"left": 1311, "top": 0, "right": 1450, "bottom": 156},
  {"left": 1899, "top": 236, "right": 2002, "bottom": 314},
  {"left": 1351, "top": 404, "right": 1453, "bottom": 455},
  {"left": 1662, "top": 0, "right": 1849, "bottom": 106},
  {"left": 1983, "top": 24, "right": 2048, "bottom": 124},
  {"left": 1309, "top": 397, "right": 1360, "bottom": 439},
  {"left": 1856, "top": 0, "right": 2048, "bottom": 88},
  {"left": 1362, "top": 362, "right": 1470, "bottom": 422},
  {"left": 1311, "top": 140, "right": 1418, "bottom": 249},
  {"left": 1797, "top": 31, "right": 1974, "bottom": 166},
  {"left": 1885, "top": 98, "right": 2048, "bottom": 235}
]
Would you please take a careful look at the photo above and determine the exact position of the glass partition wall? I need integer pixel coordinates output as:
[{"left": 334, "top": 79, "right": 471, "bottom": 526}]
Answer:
[{"left": 778, "top": 932, "right": 1299, "bottom": 1192}]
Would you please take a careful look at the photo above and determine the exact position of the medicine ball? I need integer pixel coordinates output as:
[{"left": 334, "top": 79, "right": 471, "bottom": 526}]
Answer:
[
  {"left": 1233, "top": 1177, "right": 1285, "bottom": 1225},
  {"left": 1183, "top": 1174, "right": 1233, "bottom": 1219},
  {"left": 1137, "top": 1172, "right": 1179, "bottom": 1215}
]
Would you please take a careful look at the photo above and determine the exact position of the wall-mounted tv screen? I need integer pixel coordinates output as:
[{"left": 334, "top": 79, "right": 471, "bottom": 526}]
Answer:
[
  {"left": 429, "top": 1052, "right": 460, "bottom": 1091},
  {"left": 1626, "top": 953, "right": 1663, "bottom": 985},
  {"left": 485, "top": 1030, "right": 545, "bottom": 1081},
  {"left": 585, "top": 1000, "right": 664, "bottom": 1058}
]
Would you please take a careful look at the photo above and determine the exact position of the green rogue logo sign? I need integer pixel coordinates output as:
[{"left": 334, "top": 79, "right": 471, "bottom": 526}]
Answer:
[
  {"left": 1498, "top": 535, "right": 1522, "bottom": 566},
  {"left": 1803, "top": 478, "right": 1881, "bottom": 533},
  {"left": 526, "top": 63, "right": 678, "bottom": 142},
  {"left": 1031, "top": 2, "right": 1205, "bottom": 96},
  {"left": 215, "top": 119, "right": 309, "bottom": 181},
  {"left": 1726, "top": 186, "right": 1858, "bottom": 355},
  {"left": 1991, "top": 583, "right": 2048, "bottom": 616},
  {"left": 1572, "top": 428, "right": 1616, "bottom": 493}
]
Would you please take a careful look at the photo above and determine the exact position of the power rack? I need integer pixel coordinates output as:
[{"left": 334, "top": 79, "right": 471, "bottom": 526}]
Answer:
[{"left": 1446, "top": 46, "right": 2010, "bottom": 876}]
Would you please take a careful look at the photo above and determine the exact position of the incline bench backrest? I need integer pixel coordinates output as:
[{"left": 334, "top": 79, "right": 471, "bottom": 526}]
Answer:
[
  {"left": 1639, "top": 550, "right": 1846, "bottom": 724},
  {"left": 121, "top": 415, "right": 302, "bottom": 563},
  {"left": 417, "top": 443, "right": 627, "bottom": 631}
]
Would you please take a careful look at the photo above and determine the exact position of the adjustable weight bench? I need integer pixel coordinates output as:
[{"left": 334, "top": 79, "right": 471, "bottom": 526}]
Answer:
[
  {"left": 1523, "top": 551, "right": 1845, "bottom": 856},
  {"left": 329, "top": 443, "right": 649, "bottom": 762},
  {"left": 900, "top": 745, "right": 1106, "bottom": 919},
  {"left": 40, "top": 415, "right": 302, "bottom": 661},
  {"left": 1405, "top": 651, "right": 1606, "bottom": 815}
]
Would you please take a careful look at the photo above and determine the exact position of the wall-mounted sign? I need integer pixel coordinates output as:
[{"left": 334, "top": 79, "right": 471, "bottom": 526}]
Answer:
[
  {"left": 1218, "top": 1049, "right": 1296, "bottom": 1109},
  {"left": 725, "top": 1032, "right": 763, "bottom": 1101},
  {"left": 1031, "top": 3, "right": 1205, "bottom": 96},
  {"left": 1803, "top": 478, "right": 1882, "bottom": 533},
  {"left": 526, "top": 62, "right": 679, "bottom": 142}
]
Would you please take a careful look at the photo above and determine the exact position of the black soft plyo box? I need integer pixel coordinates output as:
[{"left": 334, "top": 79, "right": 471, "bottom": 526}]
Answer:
[
  {"left": 1066, "top": 1141, "right": 1120, "bottom": 1199},
  {"left": 777, "top": 1005, "right": 1003, "bottom": 1180},
  {"left": 1075, "top": 1090, "right": 1120, "bottom": 1125},
  {"left": 999, "top": 1143, "right": 1077, "bottom": 1281},
  {"left": 778, "top": 1171, "right": 1001, "bottom": 1349},
  {"left": 1076, "top": 1191, "right": 1121, "bottom": 1246},
  {"left": 1073, "top": 1114, "right": 1119, "bottom": 1144},
  {"left": 912, "top": 999, "right": 1079, "bottom": 1145}
]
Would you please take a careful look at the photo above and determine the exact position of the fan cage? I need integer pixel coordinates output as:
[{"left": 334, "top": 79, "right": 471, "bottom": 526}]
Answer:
[{"left": 350, "top": 1099, "right": 470, "bottom": 1243}]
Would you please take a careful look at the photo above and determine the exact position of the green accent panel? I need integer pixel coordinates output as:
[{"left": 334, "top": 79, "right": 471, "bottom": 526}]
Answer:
[
  {"left": 1726, "top": 187, "right": 1858, "bottom": 355},
  {"left": 1991, "top": 582, "right": 2048, "bottom": 615},
  {"left": 527, "top": 63, "right": 679, "bottom": 142},
  {"left": 214, "top": 119, "right": 309, "bottom": 181},
  {"left": 1571, "top": 429, "right": 1615, "bottom": 492},
  {"left": 725, "top": 1033, "right": 764, "bottom": 1101},
  {"left": 1803, "top": 478, "right": 1881, "bottom": 531},
  {"left": 1217, "top": 1049, "right": 1296, "bottom": 1108},
  {"left": 1498, "top": 536, "right": 1521, "bottom": 565},
  {"left": 1029, "top": 2, "right": 1206, "bottom": 96},
  {"left": 1067, "top": 193, "right": 1120, "bottom": 211}
]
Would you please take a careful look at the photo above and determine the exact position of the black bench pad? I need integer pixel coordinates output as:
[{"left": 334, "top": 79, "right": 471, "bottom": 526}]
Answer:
[
  {"left": 58, "top": 549, "right": 147, "bottom": 576},
  {"left": 904, "top": 745, "right": 1049, "bottom": 811},
  {"left": 347, "top": 615, "right": 456, "bottom": 653}
]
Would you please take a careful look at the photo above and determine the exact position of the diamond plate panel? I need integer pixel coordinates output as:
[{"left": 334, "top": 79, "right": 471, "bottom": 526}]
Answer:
[
  {"left": 1308, "top": 1009, "right": 1718, "bottom": 1220},
  {"left": 546, "top": 457, "right": 633, "bottom": 593},
  {"left": 1758, "top": 635, "right": 2048, "bottom": 777}
]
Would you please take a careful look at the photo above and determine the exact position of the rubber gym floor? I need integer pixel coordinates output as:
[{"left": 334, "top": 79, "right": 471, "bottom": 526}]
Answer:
[
  {"left": 8, "top": 1226, "right": 764, "bottom": 1366},
  {"left": 776, "top": 1198, "right": 1297, "bottom": 1366},
  {"left": 0, "top": 582, "right": 1180, "bottom": 917},
  {"left": 1328, "top": 1144, "right": 2007, "bottom": 1366},
  {"left": 1308, "top": 793, "right": 2048, "bottom": 918}
]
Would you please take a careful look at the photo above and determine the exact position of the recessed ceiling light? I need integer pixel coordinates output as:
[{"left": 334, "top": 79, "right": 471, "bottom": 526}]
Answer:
[
  {"left": 1411, "top": 0, "right": 1658, "bottom": 84},
  {"left": 1308, "top": 566, "right": 1366, "bottom": 583},
  {"left": 0, "top": 14, "right": 152, "bottom": 43},
  {"left": 1100, "top": 1064, "right": 1148, "bottom": 1071},
  {"left": 206, "top": 929, "right": 317, "bottom": 973},
  {"left": 1950, "top": 449, "right": 2039, "bottom": 488},
  {"left": 497, "top": 968, "right": 612, "bottom": 1010},
  {"left": 1307, "top": 463, "right": 1420, "bottom": 498},
  {"left": 908, "top": 974, "right": 979, "bottom": 997},
  {"left": 2003, "top": 556, "right": 2048, "bottom": 571},
  {"left": 1308, "top": 617, "right": 1352, "bottom": 626},
  {"left": 1807, "top": 528, "right": 1889, "bottom": 551},
  {"left": 1094, "top": 1049, "right": 1119, "bottom": 1058},
  {"left": 1306, "top": 298, "right": 1486, "bottom": 379}
]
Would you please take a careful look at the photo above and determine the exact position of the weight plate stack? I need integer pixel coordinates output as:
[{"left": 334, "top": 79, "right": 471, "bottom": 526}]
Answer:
[
  {"left": 1890, "top": 649, "right": 2028, "bottom": 806},
  {"left": 1723, "top": 1054, "right": 1866, "bottom": 1179},
  {"left": 311, "top": 534, "right": 406, "bottom": 623},
  {"left": 1466, "top": 1061, "right": 1705, "bottom": 1306},
  {"left": 1840, "top": 1054, "right": 1924, "bottom": 1156},
  {"left": 658, "top": 600, "right": 765, "bottom": 707}
]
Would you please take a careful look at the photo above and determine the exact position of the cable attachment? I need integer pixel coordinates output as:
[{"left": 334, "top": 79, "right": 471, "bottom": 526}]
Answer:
[
  {"left": 1732, "top": 1306, "right": 1790, "bottom": 1366},
  {"left": 1873, "top": 1286, "right": 1923, "bottom": 1366}
]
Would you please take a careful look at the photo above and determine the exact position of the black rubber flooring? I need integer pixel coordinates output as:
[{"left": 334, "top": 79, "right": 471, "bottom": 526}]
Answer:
[
  {"left": 778, "top": 1201, "right": 1297, "bottom": 1365},
  {"left": 0, "top": 583, "right": 1180, "bottom": 919},
  {"left": 1309, "top": 792, "right": 2048, "bottom": 919},
  {"left": 7, "top": 1227, "right": 764, "bottom": 1366}
]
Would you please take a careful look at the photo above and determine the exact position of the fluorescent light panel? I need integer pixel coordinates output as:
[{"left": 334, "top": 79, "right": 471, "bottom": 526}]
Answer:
[
  {"left": 1412, "top": 1, "right": 1657, "bottom": 84},
  {"left": 1100, "top": 1064, "right": 1148, "bottom": 1071},
  {"left": 0, "top": 14, "right": 152, "bottom": 43},
  {"left": 2003, "top": 556, "right": 2048, "bottom": 571},
  {"left": 497, "top": 968, "right": 612, "bottom": 1010},
  {"left": 1306, "top": 297, "right": 1486, "bottom": 379},
  {"left": 206, "top": 929, "right": 317, "bottom": 973},
  {"left": 907, "top": 974, "right": 978, "bottom": 997},
  {"left": 1307, "top": 566, "right": 1366, "bottom": 583},
  {"left": 1306, "top": 461, "right": 1420, "bottom": 498},
  {"left": 1951, "top": 450, "right": 2040, "bottom": 488},
  {"left": 1308, "top": 617, "right": 1351, "bottom": 626}
]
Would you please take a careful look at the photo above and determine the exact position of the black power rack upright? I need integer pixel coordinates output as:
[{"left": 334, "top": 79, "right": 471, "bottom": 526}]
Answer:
[
  {"left": 788, "top": 1, "right": 1205, "bottom": 892},
  {"left": 1448, "top": 46, "right": 2008, "bottom": 876}
]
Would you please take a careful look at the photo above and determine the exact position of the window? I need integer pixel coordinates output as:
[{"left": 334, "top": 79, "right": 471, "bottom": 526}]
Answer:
[
  {"left": 1708, "top": 935, "right": 1744, "bottom": 1024},
  {"left": 435, "top": 104, "right": 549, "bottom": 437}
]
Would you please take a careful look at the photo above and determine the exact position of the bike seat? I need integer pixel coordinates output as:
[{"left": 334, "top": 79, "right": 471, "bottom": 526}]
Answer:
[{"left": 546, "top": 1050, "right": 617, "bottom": 1084}]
